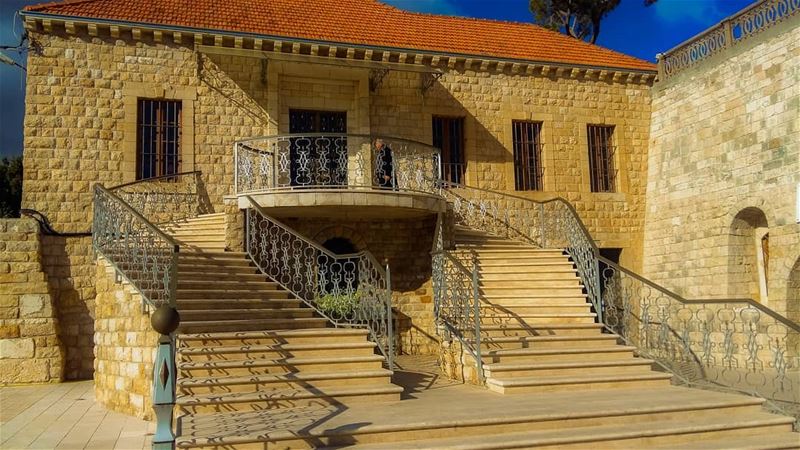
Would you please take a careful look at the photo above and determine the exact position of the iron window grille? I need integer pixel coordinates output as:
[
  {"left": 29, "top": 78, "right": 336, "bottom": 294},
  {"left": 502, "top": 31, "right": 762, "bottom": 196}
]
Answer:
[
  {"left": 512, "top": 120, "right": 544, "bottom": 191},
  {"left": 587, "top": 125, "right": 616, "bottom": 193},
  {"left": 136, "top": 99, "right": 182, "bottom": 180}
]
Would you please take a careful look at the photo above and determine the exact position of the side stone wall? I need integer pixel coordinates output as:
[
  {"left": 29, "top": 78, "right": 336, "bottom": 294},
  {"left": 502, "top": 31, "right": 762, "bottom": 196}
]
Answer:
[
  {"left": 0, "top": 218, "right": 63, "bottom": 384},
  {"left": 94, "top": 257, "right": 158, "bottom": 419},
  {"left": 40, "top": 235, "right": 96, "bottom": 380},
  {"left": 644, "top": 22, "right": 800, "bottom": 319}
]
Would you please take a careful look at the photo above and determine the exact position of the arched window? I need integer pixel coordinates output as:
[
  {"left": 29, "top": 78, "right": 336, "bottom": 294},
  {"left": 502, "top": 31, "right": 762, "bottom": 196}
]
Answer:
[{"left": 728, "top": 208, "right": 769, "bottom": 302}]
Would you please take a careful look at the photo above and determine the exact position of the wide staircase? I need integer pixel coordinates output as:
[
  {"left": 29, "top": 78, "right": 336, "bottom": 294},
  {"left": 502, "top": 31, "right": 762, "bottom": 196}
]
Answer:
[
  {"left": 454, "top": 226, "right": 674, "bottom": 394},
  {"left": 160, "top": 213, "right": 402, "bottom": 441},
  {"left": 155, "top": 213, "right": 798, "bottom": 449}
]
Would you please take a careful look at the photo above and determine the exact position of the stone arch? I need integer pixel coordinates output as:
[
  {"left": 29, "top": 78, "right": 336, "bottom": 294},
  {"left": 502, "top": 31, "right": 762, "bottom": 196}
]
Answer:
[
  {"left": 313, "top": 225, "right": 367, "bottom": 251},
  {"left": 727, "top": 207, "right": 769, "bottom": 301},
  {"left": 787, "top": 257, "right": 800, "bottom": 324}
]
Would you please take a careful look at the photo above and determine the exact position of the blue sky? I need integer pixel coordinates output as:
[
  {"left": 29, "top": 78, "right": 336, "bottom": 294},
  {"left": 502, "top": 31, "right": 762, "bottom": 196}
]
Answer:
[{"left": 0, "top": 0, "right": 754, "bottom": 158}]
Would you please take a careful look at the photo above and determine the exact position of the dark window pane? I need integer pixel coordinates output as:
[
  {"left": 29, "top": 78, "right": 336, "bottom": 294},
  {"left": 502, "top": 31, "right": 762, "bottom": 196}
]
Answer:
[
  {"left": 587, "top": 125, "right": 616, "bottom": 193},
  {"left": 512, "top": 120, "right": 543, "bottom": 191},
  {"left": 136, "top": 99, "right": 182, "bottom": 180}
]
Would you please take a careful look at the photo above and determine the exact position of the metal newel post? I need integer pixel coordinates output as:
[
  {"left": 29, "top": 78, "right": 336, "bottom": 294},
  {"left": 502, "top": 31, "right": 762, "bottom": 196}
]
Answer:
[
  {"left": 384, "top": 259, "right": 394, "bottom": 370},
  {"left": 150, "top": 305, "right": 179, "bottom": 450},
  {"left": 472, "top": 255, "right": 484, "bottom": 383}
]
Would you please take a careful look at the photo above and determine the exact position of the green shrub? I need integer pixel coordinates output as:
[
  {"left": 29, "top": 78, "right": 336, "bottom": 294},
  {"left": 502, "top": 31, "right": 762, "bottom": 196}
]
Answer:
[{"left": 316, "top": 291, "right": 362, "bottom": 318}]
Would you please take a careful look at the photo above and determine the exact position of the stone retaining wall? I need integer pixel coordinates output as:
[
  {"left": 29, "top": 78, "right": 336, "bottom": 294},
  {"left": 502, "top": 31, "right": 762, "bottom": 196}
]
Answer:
[
  {"left": 93, "top": 257, "right": 158, "bottom": 419},
  {"left": 0, "top": 218, "right": 63, "bottom": 384}
]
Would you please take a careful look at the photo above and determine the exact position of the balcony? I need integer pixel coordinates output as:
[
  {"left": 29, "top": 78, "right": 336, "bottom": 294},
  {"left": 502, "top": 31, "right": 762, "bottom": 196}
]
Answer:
[{"left": 233, "top": 134, "right": 447, "bottom": 218}]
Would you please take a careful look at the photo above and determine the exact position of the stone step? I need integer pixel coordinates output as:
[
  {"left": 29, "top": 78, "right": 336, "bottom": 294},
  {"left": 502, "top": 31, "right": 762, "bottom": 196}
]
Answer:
[
  {"left": 456, "top": 249, "right": 564, "bottom": 256},
  {"left": 177, "top": 317, "right": 330, "bottom": 333},
  {"left": 178, "top": 271, "right": 271, "bottom": 281},
  {"left": 177, "top": 384, "right": 404, "bottom": 414},
  {"left": 176, "top": 298, "right": 303, "bottom": 310},
  {"left": 480, "top": 304, "right": 591, "bottom": 315},
  {"left": 480, "top": 271, "right": 579, "bottom": 281},
  {"left": 481, "top": 346, "right": 636, "bottom": 364},
  {"left": 176, "top": 289, "right": 292, "bottom": 299},
  {"left": 169, "top": 231, "right": 225, "bottom": 238},
  {"left": 648, "top": 432, "right": 800, "bottom": 449},
  {"left": 178, "top": 308, "right": 316, "bottom": 322},
  {"left": 480, "top": 312, "right": 598, "bottom": 325},
  {"left": 479, "top": 266, "right": 578, "bottom": 275},
  {"left": 476, "top": 323, "right": 604, "bottom": 337},
  {"left": 477, "top": 334, "right": 619, "bottom": 351},
  {"left": 177, "top": 257, "right": 253, "bottom": 268},
  {"left": 480, "top": 286, "right": 586, "bottom": 296},
  {"left": 483, "top": 358, "right": 657, "bottom": 378},
  {"left": 479, "top": 294, "right": 590, "bottom": 303},
  {"left": 178, "top": 369, "right": 393, "bottom": 395},
  {"left": 178, "top": 328, "right": 370, "bottom": 347},
  {"left": 178, "top": 341, "right": 377, "bottom": 362},
  {"left": 478, "top": 260, "right": 576, "bottom": 269},
  {"left": 486, "top": 372, "right": 674, "bottom": 394},
  {"left": 173, "top": 388, "right": 780, "bottom": 448},
  {"left": 178, "top": 355, "right": 387, "bottom": 377},
  {"left": 479, "top": 279, "right": 582, "bottom": 288},
  {"left": 477, "top": 254, "right": 570, "bottom": 262},
  {"left": 176, "top": 279, "right": 279, "bottom": 289},
  {"left": 324, "top": 412, "right": 793, "bottom": 449}
]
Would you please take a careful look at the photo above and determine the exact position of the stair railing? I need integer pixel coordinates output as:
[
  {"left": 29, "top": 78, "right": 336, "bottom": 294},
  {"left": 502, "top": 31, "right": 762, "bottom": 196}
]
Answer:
[
  {"left": 242, "top": 196, "right": 394, "bottom": 369},
  {"left": 436, "top": 180, "right": 799, "bottom": 424},
  {"left": 432, "top": 213, "right": 484, "bottom": 382},
  {"left": 92, "top": 184, "right": 179, "bottom": 449},
  {"left": 110, "top": 171, "right": 212, "bottom": 225}
]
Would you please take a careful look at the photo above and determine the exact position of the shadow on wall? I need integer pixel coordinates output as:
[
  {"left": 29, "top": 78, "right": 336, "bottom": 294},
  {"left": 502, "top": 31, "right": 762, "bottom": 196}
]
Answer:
[
  {"left": 41, "top": 235, "right": 96, "bottom": 380},
  {"left": 728, "top": 207, "right": 769, "bottom": 301},
  {"left": 788, "top": 257, "right": 800, "bottom": 324}
]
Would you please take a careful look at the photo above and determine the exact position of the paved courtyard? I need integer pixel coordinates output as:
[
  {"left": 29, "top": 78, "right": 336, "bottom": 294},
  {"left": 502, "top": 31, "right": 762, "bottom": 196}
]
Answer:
[{"left": 0, "top": 381, "right": 153, "bottom": 449}]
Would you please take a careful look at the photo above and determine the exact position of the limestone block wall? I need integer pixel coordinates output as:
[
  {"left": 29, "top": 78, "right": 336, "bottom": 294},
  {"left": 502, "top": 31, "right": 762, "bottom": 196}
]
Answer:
[
  {"left": 0, "top": 218, "right": 63, "bottom": 384},
  {"left": 370, "top": 70, "right": 652, "bottom": 268},
  {"left": 40, "top": 235, "right": 96, "bottom": 380},
  {"left": 93, "top": 257, "right": 158, "bottom": 419},
  {"left": 644, "top": 22, "right": 800, "bottom": 320},
  {"left": 282, "top": 216, "right": 439, "bottom": 355}
]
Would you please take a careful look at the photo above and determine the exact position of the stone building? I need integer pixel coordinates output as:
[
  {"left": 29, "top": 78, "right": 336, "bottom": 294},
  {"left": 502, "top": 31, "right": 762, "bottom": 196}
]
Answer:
[{"left": 1, "top": 0, "right": 798, "bottom": 447}]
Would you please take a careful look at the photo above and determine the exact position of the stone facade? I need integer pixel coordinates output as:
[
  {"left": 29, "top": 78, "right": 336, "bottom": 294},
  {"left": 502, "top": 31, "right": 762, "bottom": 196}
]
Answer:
[
  {"left": 93, "top": 257, "right": 158, "bottom": 419},
  {"left": 0, "top": 218, "right": 63, "bottom": 384},
  {"left": 22, "top": 30, "right": 652, "bottom": 268},
  {"left": 644, "top": 21, "right": 800, "bottom": 320}
]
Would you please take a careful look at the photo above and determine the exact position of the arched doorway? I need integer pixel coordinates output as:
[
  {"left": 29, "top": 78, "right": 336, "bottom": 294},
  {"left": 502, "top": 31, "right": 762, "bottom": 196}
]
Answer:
[
  {"left": 320, "top": 237, "right": 360, "bottom": 294},
  {"left": 727, "top": 207, "right": 769, "bottom": 302}
]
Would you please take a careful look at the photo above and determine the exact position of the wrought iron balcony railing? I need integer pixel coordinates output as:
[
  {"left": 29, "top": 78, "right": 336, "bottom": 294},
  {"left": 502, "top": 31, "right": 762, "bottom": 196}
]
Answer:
[
  {"left": 234, "top": 134, "right": 441, "bottom": 195},
  {"left": 243, "top": 196, "right": 394, "bottom": 368},
  {"left": 435, "top": 180, "right": 799, "bottom": 426},
  {"left": 658, "top": 0, "right": 799, "bottom": 80},
  {"left": 110, "top": 171, "right": 213, "bottom": 225}
]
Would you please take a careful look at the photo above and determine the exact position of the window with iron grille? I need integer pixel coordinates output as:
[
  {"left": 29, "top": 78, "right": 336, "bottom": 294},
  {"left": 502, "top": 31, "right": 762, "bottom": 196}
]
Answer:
[
  {"left": 587, "top": 125, "right": 616, "bottom": 192},
  {"left": 512, "top": 121, "right": 543, "bottom": 191},
  {"left": 136, "top": 99, "right": 182, "bottom": 180}
]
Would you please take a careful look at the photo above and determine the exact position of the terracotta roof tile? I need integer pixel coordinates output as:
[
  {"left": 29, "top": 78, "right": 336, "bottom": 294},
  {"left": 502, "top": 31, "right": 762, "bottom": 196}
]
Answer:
[{"left": 23, "top": 0, "right": 656, "bottom": 72}]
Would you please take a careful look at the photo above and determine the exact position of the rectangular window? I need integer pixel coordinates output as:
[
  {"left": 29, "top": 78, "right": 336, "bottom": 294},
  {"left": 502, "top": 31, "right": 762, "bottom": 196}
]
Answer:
[
  {"left": 587, "top": 125, "right": 616, "bottom": 192},
  {"left": 432, "top": 116, "right": 465, "bottom": 184},
  {"left": 512, "top": 120, "right": 543, "bottom": 191},
  {"left": 136, "top": 99, "right": 182, "bottom": 180}
]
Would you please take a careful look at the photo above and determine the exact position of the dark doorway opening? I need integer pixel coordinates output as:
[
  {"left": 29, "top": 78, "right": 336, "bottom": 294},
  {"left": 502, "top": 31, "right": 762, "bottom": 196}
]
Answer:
[{"left": 320, "top": 237, "right": 360, "bottom": 294}]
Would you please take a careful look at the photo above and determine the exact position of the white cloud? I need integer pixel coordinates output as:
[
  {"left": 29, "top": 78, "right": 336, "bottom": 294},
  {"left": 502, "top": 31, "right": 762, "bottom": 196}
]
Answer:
[
  {"left": 381, "top": 0, "right": 463, "bottom": 16},
  {"left": 652, "top": 0, "right": 724, "bottom": 23}
]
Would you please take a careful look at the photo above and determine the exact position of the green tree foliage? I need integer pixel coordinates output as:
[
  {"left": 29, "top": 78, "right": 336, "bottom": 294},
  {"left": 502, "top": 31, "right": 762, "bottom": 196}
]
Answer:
[
  {"left": 530, "top": 0, "right": 656, "bottom": 44},
  {"left": 0, "top": 156, "right": 23, "bottom": 218}
]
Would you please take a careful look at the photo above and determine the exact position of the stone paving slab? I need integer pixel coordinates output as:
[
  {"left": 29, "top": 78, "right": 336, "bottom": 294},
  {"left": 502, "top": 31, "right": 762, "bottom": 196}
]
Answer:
[{"left": 0, "top": 381, "right": 153, "bottom": 450}]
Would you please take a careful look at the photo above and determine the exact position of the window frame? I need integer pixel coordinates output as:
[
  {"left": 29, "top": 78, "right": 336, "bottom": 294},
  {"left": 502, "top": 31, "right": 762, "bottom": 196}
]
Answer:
[
  {"left": 135, "top": 98, "right": 183, "bottom": 180},
  {"left": 587, "top": 124, "right": 617, "bottom": 193},
  {"left": 511, "top": 120, "right": 544, "bottom": 191}
]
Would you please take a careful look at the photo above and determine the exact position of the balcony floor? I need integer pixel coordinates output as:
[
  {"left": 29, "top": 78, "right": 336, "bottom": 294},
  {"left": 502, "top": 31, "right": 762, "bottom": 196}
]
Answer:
[{"left": 234, "top": 188, "right": 447, "bottom": 219}]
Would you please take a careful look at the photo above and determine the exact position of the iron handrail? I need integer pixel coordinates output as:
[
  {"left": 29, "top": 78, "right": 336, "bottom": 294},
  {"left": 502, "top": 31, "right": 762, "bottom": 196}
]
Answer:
[
  {"left": 94, "top": 185, "right": 180, "bottom": 250},
  {"left": 235, "top": 133, "right": 441, "bottom": 151},
  {"left": 242, "top": 195, "right": 393, "bottom": 368},
  {"left": 107, "top": 170, "right": 203, "bottom": 192}
]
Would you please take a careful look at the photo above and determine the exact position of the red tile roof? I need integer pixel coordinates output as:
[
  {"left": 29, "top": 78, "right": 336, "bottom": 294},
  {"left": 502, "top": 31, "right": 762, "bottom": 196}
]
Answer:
[{"left": 24, "top": 0, "right": 656, "bottom": 72}]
